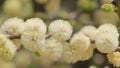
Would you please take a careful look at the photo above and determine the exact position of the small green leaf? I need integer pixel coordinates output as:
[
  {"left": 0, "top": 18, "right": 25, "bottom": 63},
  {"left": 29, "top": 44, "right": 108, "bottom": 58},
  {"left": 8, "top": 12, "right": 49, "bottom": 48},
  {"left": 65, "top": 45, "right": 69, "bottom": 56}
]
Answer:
[
  {"left": 117, "top": 26, "right": 120, "bottom": 33},
  {"left": 101, "top": 4, "right": 114, "bottom": 12},
  {"left": 34, "top": 51, "right": 41, "bottom": 57}
]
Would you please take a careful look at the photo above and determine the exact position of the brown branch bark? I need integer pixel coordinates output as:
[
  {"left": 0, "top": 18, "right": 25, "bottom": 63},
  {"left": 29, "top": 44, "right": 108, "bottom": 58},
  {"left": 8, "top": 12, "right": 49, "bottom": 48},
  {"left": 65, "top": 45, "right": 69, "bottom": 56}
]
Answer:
[
  {"left": 7, "top": 34, "right": 21, "bottom": 40},
  {"left": 7, "top": 34, "right": 52, "bottom": 40},
  {"left": 8, "top": 34, "right": 120, "bottom": 52},
  {"left": 113, "top": 0, "right": 120, "bottom": 17},
  {"left": 104, "top": 63, "right": 113, "bottom": 68}
]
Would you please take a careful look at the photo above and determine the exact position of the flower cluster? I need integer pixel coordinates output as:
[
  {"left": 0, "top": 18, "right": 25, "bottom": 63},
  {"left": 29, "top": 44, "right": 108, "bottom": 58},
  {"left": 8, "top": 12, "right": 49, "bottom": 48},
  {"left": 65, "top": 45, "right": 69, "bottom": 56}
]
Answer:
[
  {"left": 0, "top": 17, "right": 119, "bottom": 67},
  {"left": 95, "top": 24, "right": 119, "bottom": 53}
]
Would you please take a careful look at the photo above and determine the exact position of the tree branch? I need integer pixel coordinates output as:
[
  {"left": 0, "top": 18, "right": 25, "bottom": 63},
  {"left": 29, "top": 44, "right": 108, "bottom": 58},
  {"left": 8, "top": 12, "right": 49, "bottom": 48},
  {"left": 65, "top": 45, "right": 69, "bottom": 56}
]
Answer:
[
  {"left": 7, "top": 34, "right": 21, "bottom": 40},
  {"left": 112, "top": 0, "right": 120, "bottom": 17},
  {"left": 104, "top": 63, "right": 113, "bottom": 68}
]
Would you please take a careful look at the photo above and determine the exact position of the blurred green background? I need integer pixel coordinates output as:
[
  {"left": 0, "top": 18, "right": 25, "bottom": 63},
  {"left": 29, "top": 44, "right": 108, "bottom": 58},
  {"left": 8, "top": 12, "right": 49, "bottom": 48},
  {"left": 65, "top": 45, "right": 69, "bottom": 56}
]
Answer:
[{"left": 0, "top": 0, "right": 119, "bottom": 68}]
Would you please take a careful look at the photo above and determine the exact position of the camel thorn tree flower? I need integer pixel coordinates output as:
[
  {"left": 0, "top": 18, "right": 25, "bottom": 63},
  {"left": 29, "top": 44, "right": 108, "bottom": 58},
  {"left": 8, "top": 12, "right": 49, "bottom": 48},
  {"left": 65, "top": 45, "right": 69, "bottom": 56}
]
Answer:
[{"left": 0, "top": 17, "right": 120, "bottom": 67}]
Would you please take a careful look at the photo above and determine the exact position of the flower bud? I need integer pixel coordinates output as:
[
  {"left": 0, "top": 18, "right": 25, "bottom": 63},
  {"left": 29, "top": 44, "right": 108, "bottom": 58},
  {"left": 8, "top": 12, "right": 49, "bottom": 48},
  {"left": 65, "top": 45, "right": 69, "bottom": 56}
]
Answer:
[
  {"left": 21, "top": 32, "right": 42, "bottom": 53},
  {"left": 97, "top": 24, "right": 119, "bottom": 38},
  {"left": 101, "top": 4, "right": 114, "bottom": 12}
]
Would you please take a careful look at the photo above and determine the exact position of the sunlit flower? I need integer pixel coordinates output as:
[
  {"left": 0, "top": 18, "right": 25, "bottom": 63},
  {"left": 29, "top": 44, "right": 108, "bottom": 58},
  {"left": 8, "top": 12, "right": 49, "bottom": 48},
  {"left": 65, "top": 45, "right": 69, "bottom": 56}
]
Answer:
[
  {"left": 97, "top": 24, "right": 119, "bottom": 38},
  {"left": 95, "top": 33, "right": 119, "bottom": 53},
  {"left": 80, "top": 25, "right": 97, "bottom": 38},
  {"left": 1, "top": 17, "right": 25, "bottom": 35},
  {"left": 48, "top": 20, "right": 73, "bottom": 42},
  {"left": 70, "top": 33, "right": 90, "bottom": 51},
  {"left": 0, "top": 34, "right": 17, "bottom": 60},
  {"left": 107, "top": 51, "right": 120, "bottom": 67},
  {"left": 24, "top": 18, "right": 47, "bottom": 37},
  {"left": 21, "top": 32, "right": 42, "bottom": 53},
  {"left": 40, "top": 38, "right": 63, "bottom": 63},
  {"left": 63, "top": 41, "right": 94, "bottom": 63}
]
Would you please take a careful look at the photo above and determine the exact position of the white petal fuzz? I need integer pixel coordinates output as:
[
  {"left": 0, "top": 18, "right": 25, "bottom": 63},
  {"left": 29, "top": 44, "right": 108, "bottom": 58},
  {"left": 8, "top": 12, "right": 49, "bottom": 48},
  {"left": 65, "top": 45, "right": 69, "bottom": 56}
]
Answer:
[
  {"left": 78, "top": 44, "right": 94, "bottom": 61},
  {"left": 21, "top": 32, "right": 42, "bottom": 53},
  {"left": 62, "top": 42, "right": 81, "bottom": 63},
  {"left": 24, "top": 18, "right": 47, "bottom": 37},
  {"left": 70, "top": 33, "right": 90, "bottom": 51},
  {"left": 80, "top": 25, "right": 97, "bottom": 38},
  {"left": 97, "top": 24, "right": 119, "bottom": 38},
  {"left": 107, "top": 52, "right": 120, "bottom": 67},
  {"left": 1, "top": 17, "right": 25, "bottom": 35},
  {"left": 62, "top": 43, "right": 94, "bottom": 63},
  {"left": 95, "top": 33, "right": 119, "bottom": 53},
  {"left": 48, "top": 20, "right": 73, "bottom": 42},
  {"left": 0, "top": 34, "right": 17, "bottom": 60},
  {"left": 40, "top": 39, "right": 63, "bottom": 63}
]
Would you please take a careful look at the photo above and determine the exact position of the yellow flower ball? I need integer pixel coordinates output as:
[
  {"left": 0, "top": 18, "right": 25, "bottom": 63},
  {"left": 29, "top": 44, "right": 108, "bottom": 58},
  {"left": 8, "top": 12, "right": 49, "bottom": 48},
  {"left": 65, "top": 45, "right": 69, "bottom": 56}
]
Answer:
[
  {"left": 0, "top": 34, "right": 17, "bottom": 60},
  {"left": 107, "top": 52, "right": 120, "bottom": 67},
  {"left": 21, "top": 32, "right": 42, "bottom": 53}
]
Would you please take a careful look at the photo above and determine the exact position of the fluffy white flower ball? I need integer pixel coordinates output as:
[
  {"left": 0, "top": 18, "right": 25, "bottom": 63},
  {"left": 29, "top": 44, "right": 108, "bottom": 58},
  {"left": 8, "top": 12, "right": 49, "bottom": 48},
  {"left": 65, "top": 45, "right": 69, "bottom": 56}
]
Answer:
[
  {"left": 1, "top": 17, "right": 25, "bottom": 35},
  {"left": 70, "top": 33, "right": 90, "bottom": 51},
  {"left": 40, "top": 38, "right": 63, "bottom": 63},
  {"left": 0, "top": 34, "right": 17, "bottom": 60},
  {"left": 78, "top": 44, "right": 94, "bottom": 61},
  {"left": 95, "top": 33, "right": 119, "bottom": 53},
  {"left": 62, "top": 43, "right": 80, "bottom": 63},
  {"left": 80, "top": 25, "right": 97, "bottom": 38},
  {"left": 94, "top": 24, "right": 119, "bottom": 53},
  {"left": 21, "top": 32, "right": 42, "bottom": 53},
  {"left": 24, "top": 18, "right": 47, "bottom": 37},
  {"left": 63, "top": 42, "right": 94, "bottom": 63},
  {"left": 48, "top": 20, "right": 73, "bottom": 42},
  {"left": 63, "top": 33, "right": 92, "bottom": 63},
  {"left": 97, "top": 24, "right": 119, "bottom": 38}
]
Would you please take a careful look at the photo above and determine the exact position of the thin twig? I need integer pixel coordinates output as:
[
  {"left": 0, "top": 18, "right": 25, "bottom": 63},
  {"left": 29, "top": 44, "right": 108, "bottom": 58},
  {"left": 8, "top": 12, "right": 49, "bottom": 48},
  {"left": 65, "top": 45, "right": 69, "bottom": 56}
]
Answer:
[
  {"left": 45, "top": 34, "right": 52, "bottom": 39},
  {"left": 115, "top": 47, "right": 120, "bottom": 51},
  {"left": 90, "top": 39, "right": 95, "bottom": 44},
  {"left": 8, "top": 34, "right": 21, "bottom": 40},
  {"left": 104, "top": 63, "right": 113, "bottom": 68}
]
